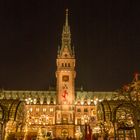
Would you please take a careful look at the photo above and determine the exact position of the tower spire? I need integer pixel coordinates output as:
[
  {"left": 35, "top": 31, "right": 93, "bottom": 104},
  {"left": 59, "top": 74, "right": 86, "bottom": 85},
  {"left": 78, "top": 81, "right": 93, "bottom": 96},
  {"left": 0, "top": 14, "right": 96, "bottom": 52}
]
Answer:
[
  {"left": 65, "top": 8, "right": 69, "bottom": 27},
  {"left": 57, "top": 9, "right": 75, "bottom": 58}
]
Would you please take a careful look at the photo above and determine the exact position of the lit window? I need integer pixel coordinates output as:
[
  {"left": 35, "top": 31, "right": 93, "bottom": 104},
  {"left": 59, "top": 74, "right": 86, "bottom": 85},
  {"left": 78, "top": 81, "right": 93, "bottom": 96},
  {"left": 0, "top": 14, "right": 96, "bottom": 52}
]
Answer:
[
  {"left": 50, "top": 108, "right": 53, "bottom": 112},
  {"left": 29, "top": 108, "right": 32, "bottom": 112},
  {"left": 33, "top": 99, "right": 37, "bottom": 104},
  {"left": 40, "top": 100, "right": 43, "bottom": 104},
  {"left": 49, "top": 118, "right": 53, "bottom": 124},
  {"left": 35, "top": 119, "right": 38, "bottom": 123},
  {"left": 81, "top": 101, "right": 84, "bottom": 105},
  {"left": 43, "top": 108, "right": 46, "bottom": 112},
  {"left": 77, "top": 119, "right": 81, "bottom": 125},
  {"left": 36, "top": 108, "right": 39, "bottom": 112},
  {"left": 87, "top": 100, "right": 91, "bottom": 105}
]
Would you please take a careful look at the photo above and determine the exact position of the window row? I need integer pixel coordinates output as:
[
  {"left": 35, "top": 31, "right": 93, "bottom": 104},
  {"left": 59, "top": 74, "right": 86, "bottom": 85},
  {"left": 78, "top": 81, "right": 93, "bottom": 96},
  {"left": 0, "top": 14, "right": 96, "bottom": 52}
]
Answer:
[
  {"left": 29, "top": 107, "right": 54, "bottom": 112},
  {"left": 76, "top": 108, "right": 96, "bottom": 114},
  {"left": 77, "top": 108, "right": 88, "bottom": 112},
  {"left": 76, "top": 100, "right": 95, "bottom": 105},
  {"left": 28, "top": 117, "right": 54, "bottom": 125},
  {"left": 61, "top": 63, "right": 71, "bottom": 67},
  {"left": 26, "top": 98, "right": 55, "bottom": 105}
]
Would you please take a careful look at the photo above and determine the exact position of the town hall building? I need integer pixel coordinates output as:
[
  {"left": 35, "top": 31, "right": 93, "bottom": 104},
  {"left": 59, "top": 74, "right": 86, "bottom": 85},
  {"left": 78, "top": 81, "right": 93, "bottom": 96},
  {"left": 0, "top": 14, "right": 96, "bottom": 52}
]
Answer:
[{"left": 0, "top": 9, "right": 115, "bottom": 140}]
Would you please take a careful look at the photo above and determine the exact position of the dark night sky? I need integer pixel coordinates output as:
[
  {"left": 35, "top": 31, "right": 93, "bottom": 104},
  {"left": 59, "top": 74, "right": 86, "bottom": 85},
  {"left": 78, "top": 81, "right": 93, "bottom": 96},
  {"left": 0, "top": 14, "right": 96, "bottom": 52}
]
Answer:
[{"left": 0, "top": 0, "right": 140, "bottom": 91}]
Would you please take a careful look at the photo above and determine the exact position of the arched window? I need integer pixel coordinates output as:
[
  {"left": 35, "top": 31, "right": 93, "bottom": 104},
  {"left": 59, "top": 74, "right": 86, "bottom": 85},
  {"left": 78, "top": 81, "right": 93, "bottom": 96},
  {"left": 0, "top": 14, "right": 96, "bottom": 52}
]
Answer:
[
  {"left": 77, "top": 108, "right": 81, "bottom": 112},
  {"left": 50, "top": 97, "right": 54, "bottom": 104},
  {"left": 84, "top": 108, "right": 88, "bottom": 112}
]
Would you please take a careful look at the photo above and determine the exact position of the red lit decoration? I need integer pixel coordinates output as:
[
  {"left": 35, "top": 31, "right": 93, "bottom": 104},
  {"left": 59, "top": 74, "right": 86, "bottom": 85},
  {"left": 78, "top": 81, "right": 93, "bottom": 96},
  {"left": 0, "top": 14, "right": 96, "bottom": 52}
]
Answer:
[
  {"left": 62, "top": 84, "right": 68, "bottom": 100},
  {"left": 62, "top": 89, "right": 68, "bottom": 100},
  {"left": 134, "top": 72, "right": 140, "bottom": 81},
  {"left": 123, "top": 85, "right": 129, "bottom": 92}
]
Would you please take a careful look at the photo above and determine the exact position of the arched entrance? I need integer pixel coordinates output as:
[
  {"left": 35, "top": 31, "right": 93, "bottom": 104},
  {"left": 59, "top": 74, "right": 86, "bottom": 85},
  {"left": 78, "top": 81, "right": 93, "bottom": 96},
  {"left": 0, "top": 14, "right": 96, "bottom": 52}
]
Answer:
[
  {"left": 61, "top": 128, "right": 68, "bottom": 138},
  {"left": 0, "top": 99, "right": 25, "bottom": 140},
  {"left": 98, "top": 100, "right": 136, "bottom": 139}
]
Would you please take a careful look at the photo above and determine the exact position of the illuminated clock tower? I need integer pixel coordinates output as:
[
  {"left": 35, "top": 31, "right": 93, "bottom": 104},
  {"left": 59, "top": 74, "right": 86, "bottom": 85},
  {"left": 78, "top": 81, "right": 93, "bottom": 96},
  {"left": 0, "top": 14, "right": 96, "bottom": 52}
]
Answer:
[
  {"left": 56, "top": 9, "right": 76, "bottom": 105},
  {"left": 55, "top": 10, "right": 76, "bottom": 137}
]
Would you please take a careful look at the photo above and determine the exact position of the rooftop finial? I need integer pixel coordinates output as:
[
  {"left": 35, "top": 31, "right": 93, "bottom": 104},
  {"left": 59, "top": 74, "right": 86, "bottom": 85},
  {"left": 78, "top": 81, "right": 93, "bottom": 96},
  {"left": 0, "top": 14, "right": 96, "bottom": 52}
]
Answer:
[{"left": 65, "top": 8, "right": 69, "bottom": 26}]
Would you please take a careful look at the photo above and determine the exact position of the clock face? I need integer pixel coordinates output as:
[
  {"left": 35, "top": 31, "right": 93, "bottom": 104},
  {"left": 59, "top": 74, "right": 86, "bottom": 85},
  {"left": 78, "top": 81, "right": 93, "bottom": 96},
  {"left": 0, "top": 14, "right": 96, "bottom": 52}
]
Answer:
[{"left": 62, "top": 75, "right": 69, "bottom": 82}]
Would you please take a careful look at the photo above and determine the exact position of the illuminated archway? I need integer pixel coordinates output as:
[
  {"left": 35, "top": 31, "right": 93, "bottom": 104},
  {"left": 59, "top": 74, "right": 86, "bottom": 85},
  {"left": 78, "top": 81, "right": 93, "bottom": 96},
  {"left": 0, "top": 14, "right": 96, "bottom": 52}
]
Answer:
[
  {"left": 0, "top": 99, "right": 25, "bottom": 140},
  {"left": 61, "top": 128, "right": 68, "bottom": 138}
]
